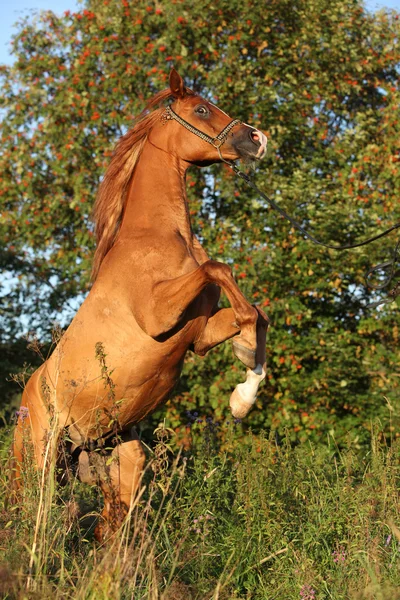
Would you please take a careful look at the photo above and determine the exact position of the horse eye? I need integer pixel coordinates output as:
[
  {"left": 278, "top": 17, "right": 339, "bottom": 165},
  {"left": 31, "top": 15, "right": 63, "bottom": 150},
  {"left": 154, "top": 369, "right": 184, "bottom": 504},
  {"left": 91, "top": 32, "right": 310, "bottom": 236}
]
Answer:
[{"left": 195, "top": 105, "right": 209, "bottom": 116}]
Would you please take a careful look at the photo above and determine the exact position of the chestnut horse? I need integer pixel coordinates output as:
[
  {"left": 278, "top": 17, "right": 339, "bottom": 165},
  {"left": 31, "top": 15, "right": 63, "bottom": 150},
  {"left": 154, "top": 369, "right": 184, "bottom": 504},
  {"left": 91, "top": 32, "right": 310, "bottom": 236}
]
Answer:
[{"left": 12, "top": 70, "right": 269, "bottom": 541}]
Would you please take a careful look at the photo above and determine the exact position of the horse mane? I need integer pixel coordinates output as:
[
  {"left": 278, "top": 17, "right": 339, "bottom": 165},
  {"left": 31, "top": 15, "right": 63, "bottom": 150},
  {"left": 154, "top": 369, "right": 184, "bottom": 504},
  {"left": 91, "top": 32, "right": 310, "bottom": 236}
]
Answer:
[{"left": 92, "top": 87, "right": 190, "bottom": 281}]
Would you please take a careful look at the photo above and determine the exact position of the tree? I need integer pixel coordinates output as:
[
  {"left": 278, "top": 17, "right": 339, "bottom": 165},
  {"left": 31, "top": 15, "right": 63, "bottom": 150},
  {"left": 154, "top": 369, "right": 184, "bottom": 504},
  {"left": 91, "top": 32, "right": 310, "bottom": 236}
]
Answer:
[{"left": 1, "top": 0, "right": 399, "bottom": 443}]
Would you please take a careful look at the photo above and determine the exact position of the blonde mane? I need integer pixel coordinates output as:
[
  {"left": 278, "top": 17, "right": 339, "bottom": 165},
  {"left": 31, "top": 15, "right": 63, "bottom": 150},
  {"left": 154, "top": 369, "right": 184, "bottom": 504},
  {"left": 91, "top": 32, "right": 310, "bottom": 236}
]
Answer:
[{"left": 91, "top": 88, "right": 175, "bottom": 281}]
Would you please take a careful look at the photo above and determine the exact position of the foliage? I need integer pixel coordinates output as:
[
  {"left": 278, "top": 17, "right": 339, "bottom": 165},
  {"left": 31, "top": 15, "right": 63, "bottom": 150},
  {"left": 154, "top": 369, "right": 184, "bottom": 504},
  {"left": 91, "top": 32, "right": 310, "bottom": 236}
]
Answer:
[
  {"left": 0, "top": 0, "right": 399, "bottom": 443},
  {"left": 1, "top": 423, "right": 400, "bottom": 599}
]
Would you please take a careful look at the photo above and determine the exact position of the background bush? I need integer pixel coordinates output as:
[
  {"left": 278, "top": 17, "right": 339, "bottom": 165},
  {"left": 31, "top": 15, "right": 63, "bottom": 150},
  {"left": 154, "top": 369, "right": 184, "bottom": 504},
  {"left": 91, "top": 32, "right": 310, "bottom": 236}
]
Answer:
[
  {"left": 0, "top": 0, "right": 399, "bottom": 444},
  {"left": 1, "top": 422, "right": 400, "bottom": 599}
]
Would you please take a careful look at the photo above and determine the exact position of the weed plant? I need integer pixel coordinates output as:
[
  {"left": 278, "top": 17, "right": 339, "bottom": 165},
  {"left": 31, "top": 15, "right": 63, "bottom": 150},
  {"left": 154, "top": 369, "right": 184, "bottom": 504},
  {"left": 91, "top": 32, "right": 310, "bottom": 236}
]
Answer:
[{"left": 0, "top": 417, "right": 399, "bottom": 599}]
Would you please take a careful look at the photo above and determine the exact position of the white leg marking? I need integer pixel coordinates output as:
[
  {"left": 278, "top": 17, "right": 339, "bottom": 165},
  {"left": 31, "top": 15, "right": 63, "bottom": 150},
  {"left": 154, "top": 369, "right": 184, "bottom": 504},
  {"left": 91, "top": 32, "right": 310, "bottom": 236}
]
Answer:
[{"left": 229, "top": 363, "right": 266, "bottom": 419}]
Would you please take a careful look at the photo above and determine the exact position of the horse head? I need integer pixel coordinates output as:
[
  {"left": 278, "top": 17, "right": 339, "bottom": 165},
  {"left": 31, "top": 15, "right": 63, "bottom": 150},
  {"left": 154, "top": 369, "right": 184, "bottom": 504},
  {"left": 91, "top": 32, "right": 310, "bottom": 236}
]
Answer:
[{"left": 149, "top": 68, "right": 267, "bottom": 166}]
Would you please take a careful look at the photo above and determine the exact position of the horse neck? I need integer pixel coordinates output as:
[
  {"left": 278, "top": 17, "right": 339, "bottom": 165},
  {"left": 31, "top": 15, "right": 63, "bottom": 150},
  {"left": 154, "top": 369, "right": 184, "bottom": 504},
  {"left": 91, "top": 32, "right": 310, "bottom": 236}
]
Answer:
[{"left": 119, "top": 141, "right": 193, "bottom": 243}]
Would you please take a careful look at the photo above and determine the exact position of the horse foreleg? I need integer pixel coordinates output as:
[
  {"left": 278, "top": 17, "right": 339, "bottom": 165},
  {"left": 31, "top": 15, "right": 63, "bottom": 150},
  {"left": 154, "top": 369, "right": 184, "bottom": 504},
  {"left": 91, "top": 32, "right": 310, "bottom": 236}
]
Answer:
[
  {"left": 194, "top": 306, "right": 268, "bottom": 419},
  {"left": 146, "top": 260, "right": 269, "bottom": 369},
  {"left": 192, "top": 307, "right": 239, "bottom": 355},
  {"left": 229, "top": 307, "right": 268, "bottom": 419}
]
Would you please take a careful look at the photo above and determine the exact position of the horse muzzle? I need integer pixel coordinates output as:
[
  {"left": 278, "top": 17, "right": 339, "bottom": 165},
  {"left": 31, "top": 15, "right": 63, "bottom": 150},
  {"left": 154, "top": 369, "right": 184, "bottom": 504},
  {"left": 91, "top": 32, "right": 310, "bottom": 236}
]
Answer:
[{"left": 231, "top": 125, "right": 267, "bottom": 161}]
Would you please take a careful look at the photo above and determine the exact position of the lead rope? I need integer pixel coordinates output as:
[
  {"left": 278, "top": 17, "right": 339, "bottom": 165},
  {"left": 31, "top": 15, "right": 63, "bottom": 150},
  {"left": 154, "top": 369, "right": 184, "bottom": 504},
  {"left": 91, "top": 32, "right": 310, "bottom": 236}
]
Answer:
[
  {"left": 163, "top": 105, "right": 400, "bottom": 308},
  {"left": 224, "top": 161, "right": 400, "bottom": 308}
]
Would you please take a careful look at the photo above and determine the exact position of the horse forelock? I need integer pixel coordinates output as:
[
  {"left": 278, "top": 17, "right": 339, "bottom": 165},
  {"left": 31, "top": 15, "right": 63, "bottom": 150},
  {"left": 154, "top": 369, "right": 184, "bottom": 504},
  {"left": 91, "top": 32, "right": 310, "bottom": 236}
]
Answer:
[{"left": 91, "top": 88, "right": 176, "bottom": 281}]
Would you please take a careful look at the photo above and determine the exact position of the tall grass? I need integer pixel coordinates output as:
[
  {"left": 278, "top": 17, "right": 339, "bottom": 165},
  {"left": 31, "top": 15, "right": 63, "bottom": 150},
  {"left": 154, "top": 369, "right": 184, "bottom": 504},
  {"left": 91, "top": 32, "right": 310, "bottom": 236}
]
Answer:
[{"left": 0, "top": 417, "right": 399, "bottom": 599}]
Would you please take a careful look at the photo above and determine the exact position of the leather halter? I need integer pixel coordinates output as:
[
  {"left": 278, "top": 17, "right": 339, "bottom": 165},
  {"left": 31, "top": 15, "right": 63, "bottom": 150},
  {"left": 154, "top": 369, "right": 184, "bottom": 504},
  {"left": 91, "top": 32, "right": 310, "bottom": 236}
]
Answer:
[{"left": 162, "top": 105, "right": 241, "bottom": 154}]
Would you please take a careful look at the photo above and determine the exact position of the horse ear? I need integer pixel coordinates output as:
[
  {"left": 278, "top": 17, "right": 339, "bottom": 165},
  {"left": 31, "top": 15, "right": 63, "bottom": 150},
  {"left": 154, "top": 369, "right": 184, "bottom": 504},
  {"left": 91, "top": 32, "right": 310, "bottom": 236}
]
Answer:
[{"left": 169, "top": 68, "right": 187, "bottom": 98}]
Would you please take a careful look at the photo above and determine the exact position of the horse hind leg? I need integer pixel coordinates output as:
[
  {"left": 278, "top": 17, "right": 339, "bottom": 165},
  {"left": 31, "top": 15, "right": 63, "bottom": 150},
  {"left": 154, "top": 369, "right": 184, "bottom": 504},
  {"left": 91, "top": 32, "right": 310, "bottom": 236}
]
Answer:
[
  {"left": 9, "top": 366, "right": 57, "bottom": 499},
  {"left": 9, "top": 415, "right": 27, "bottom": 501},
  {"left": 78, "top": 430, "right": 146, "bottom": 543}
]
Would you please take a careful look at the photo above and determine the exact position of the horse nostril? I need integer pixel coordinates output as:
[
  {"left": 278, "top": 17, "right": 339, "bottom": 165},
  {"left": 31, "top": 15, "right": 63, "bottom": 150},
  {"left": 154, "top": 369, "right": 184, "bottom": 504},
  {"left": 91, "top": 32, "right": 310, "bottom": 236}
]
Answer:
[{"left": 249, "top": 130, "right": 260, "bottom": 144}]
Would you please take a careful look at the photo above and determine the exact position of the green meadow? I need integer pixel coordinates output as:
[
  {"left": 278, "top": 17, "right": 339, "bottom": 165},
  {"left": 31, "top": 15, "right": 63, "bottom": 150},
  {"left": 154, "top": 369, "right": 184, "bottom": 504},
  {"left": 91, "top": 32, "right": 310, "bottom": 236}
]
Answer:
[{"left": 1, "top": 419, "right": 399, "bottom": 600}]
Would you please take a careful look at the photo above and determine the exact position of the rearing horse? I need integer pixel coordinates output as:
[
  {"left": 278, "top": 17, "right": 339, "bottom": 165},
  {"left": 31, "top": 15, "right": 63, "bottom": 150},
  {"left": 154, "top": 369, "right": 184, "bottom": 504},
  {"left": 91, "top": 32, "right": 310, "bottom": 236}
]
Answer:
[{"left": 12, "top": 70, "right": 269, "bottom": 541}]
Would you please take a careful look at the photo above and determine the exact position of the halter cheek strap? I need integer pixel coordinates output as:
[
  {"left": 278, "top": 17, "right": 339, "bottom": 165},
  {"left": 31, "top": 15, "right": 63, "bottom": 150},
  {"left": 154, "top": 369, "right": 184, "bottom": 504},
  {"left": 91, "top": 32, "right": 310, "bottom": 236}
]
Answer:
[{"left": 162, "top": 105, "right": 241, "bottom": 155}]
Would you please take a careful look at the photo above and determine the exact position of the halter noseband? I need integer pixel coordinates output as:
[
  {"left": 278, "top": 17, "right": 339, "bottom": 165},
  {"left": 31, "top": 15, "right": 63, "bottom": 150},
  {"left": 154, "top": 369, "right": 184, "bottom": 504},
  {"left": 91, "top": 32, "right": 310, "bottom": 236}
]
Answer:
[{"left": 162, "top": 105, "right": 241, "bottom": 157}]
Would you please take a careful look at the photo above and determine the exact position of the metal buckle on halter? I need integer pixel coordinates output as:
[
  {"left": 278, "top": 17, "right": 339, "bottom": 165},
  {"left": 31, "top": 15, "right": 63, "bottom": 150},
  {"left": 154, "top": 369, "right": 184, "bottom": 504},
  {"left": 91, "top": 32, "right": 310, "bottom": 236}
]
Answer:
[
  {"left": 161, "top": 107, "right": 173, "bottom": 123},
  {"left": 212, "top": 138, "right": 224, "bottom": 148}
]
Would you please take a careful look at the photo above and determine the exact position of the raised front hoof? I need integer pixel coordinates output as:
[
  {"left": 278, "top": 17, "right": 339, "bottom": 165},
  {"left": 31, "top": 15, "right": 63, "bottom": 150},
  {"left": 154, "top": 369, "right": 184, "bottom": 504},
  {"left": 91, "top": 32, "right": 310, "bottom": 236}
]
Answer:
[
  {"left": 232, "top": 340, "right": 256, "bottom": 369},
  {"left": 229, "top": 387, "right": 254, "bottom": 419}
]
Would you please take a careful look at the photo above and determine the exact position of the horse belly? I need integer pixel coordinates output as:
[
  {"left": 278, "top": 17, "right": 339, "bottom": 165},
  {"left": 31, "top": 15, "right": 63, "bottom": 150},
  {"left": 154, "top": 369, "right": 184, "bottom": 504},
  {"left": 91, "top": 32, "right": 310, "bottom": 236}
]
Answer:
[
  {"left": 118, "top": 355, "right": 185, "bottom": 425},
  {"left": 38, "top": 285, "right": 214, "bottom": 436},
  {"left": 115, "top": 313, "right": 206, "bottom": 425},
  {"left": 44, "top": 312, "right": 199, "bottom": 435}
]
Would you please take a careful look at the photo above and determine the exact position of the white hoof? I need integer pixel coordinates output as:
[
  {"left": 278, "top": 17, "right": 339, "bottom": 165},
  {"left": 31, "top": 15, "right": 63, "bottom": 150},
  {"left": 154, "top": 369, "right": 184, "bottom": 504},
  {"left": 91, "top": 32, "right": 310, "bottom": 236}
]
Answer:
[
  {"left": 230, "top": 387, "right": 254, "bottom": 419},
  {"left": 229, "top": 364, "right": 266, "bottom": 419}
]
